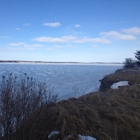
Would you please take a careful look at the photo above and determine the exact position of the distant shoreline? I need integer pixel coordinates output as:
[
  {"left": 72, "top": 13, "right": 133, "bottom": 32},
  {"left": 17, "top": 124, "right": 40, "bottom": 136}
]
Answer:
[{"left": 0, "top": 60, "right": 123, "bottom": 65}]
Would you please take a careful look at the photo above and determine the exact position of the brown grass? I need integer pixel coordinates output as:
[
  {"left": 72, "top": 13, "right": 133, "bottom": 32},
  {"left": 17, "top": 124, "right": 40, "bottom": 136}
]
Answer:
[{"left": 15, "top": 83, "right": 140, "bottom": 140}]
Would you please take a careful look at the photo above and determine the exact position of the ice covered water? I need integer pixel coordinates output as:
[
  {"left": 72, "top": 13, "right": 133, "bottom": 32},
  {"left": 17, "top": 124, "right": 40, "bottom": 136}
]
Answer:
[{"left": 0, "top": 63, "right": 122, "bottom": 100}]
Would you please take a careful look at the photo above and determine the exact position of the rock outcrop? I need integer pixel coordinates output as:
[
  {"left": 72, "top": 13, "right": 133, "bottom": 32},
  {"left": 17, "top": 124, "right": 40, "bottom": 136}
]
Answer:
[{"left": 99, "top": 68, "right": 140, "bottom": 92}]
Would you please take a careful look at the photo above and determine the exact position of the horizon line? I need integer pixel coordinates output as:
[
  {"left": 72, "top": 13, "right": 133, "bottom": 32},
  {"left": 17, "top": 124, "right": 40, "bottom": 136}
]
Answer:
[{"left": 0, "top": 60, "right": 123, "bottom": 64}]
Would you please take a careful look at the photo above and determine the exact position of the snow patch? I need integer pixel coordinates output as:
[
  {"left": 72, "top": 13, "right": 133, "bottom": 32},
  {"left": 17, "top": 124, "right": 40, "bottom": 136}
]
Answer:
[
  {"left": 111, "top": 81, "right": 129, "bottom": 89},
  {"left": 48, "top": 131, "right": 59, "bottom": 138},
  {"left": 78, "top": 134, "right": 97, "bottom": 140},
  {"left": 48, "top": 132, "right": 97, "bottom": 140}
]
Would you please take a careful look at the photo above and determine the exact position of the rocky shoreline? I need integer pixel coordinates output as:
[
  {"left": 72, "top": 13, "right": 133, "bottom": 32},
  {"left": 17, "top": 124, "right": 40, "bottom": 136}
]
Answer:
[{"left": 99, "top": 68, "right": 140, "bottom": 91}]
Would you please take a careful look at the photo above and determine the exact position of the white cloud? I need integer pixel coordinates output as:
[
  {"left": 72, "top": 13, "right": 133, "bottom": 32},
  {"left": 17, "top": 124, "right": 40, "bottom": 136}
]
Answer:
[
  {"left": 74, "top": 24, "right": 81, "bottom": 28},
  {"left": 23, "top": 23, "right": 31, "bottom": 26},
  {"left": 9, "top": 42, "right": 25, "bottom": 46},
  {"left": 100, "top": 31, "right": 136, "bottom": 40},
  {"left": 34, "top": 35, "right": 110, "bottom": 44},
  {"left": 15, "top": 28, "right": 21, "bottom": 30},
  {"left": 122, "top": 27, "right": 140, "bottom": 35},
  {"left": 9, "top": 42, "right": 43, "bottom": 50},
  {"left": 47, "top": 46, "right": 61, "bottom": 51},
  {"left": 43, "top": 22, "right": 61, "bottom": 27},
  {"left": 92, "top": 45, "right": 98, "bottom": 48},
  {"left": 66, "top": 44, "right": 73, "bottom": 47},
  {"left": 34, "top": 36, "right": 76, "bottom": 43},
  {"left": 75, "top": 37, "right": 111, "bottom": 44}
]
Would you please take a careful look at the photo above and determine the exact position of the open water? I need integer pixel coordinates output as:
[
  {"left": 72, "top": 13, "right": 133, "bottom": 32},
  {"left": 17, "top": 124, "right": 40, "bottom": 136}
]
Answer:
[{"left": 0, "top": 63, "right": 122, "bottom": 100}]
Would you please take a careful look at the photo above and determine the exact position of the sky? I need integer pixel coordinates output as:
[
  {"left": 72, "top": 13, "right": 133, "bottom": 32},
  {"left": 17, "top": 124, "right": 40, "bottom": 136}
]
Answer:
[{"left": 0, "top": 0, "right": 140, "bottom": 62}]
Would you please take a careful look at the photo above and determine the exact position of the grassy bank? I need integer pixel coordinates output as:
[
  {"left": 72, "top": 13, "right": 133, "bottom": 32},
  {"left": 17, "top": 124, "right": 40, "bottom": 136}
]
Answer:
[{"left": 17, "top": 84, "right": 140, "bottom": 140}]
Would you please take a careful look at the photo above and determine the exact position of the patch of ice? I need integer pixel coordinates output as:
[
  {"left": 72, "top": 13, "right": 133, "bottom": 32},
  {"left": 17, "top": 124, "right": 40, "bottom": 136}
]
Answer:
[
  {"left": 111, "top": 81, "right": 129, "bottom": 89},
  {"left": 78, "top": 134, "right": 97, "bottom": 140},
  {"left": 48, "top": 131, "right": 59, "bottom": 138}
]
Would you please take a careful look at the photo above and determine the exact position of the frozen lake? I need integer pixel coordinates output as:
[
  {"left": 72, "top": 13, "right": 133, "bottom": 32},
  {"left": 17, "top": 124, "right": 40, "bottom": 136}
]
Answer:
[{"left": 0, "top": 63, "right": 122, "bottom": 100}]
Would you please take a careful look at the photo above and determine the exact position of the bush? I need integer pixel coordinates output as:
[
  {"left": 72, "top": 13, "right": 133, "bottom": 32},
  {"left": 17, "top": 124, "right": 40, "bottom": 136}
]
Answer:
[
  {"left": 0, "top": 73, "right": 58, "bottom": 139},
  {"left": 123, "top": 58, "right": 137, "bottom": 68}
]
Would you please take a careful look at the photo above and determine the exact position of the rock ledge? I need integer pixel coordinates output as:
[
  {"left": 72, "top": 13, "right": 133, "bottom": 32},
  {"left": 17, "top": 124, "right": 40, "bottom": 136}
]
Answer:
[{"left": 99, "top": 68, "right": 140, "bottom": 91}]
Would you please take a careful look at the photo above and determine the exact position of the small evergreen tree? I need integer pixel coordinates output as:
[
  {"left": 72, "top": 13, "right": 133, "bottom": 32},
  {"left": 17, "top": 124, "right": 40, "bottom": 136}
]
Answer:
[{"left": 135, "top": 50, "right": 140, "bottom": 67}]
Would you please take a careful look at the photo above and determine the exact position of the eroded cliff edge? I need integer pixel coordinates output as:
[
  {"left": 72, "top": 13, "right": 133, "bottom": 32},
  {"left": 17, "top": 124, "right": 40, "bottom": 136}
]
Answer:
[{"left": 99, "top": 68, "right": 140, "bottom": 92}]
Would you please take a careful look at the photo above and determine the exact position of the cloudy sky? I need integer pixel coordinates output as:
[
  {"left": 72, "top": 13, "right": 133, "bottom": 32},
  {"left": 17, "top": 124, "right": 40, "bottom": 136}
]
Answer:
[{"left": 0, "top": 0, "right": 140, "bottom": 62}]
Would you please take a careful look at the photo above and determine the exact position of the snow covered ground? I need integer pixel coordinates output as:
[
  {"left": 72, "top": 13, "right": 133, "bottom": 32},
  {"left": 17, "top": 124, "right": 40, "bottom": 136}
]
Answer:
[
  {"left": 111, "top": 81, "right": 129, "bottom": 89},
  {"left": 48, "top": 131, "right": 97, "bottom": 140},
  {"left": 78, "top": 134, "right": 97, "bottom": 140},
  {"left": 48, "top": 131, "right": 59, "bottom": 138}
]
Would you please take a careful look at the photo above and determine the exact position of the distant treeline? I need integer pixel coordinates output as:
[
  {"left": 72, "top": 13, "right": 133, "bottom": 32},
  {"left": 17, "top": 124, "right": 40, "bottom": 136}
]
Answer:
[{"left": 0, "top": 60, "right": 122, "bottom": 64}]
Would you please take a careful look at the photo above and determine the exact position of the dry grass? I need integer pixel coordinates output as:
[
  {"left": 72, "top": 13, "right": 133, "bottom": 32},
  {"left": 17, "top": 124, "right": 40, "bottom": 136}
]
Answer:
[{"left": 16, "top": 84, "right": 140, "bottom": 140}]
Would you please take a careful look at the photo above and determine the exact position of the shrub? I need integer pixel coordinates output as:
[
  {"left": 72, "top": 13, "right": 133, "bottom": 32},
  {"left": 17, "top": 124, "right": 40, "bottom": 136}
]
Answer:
[
  {"left": 123, "top": 58, "right": 136, "bottom": 68},
  {"left": 0, "top": 73, "right": 58, "bottom": 139}
]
